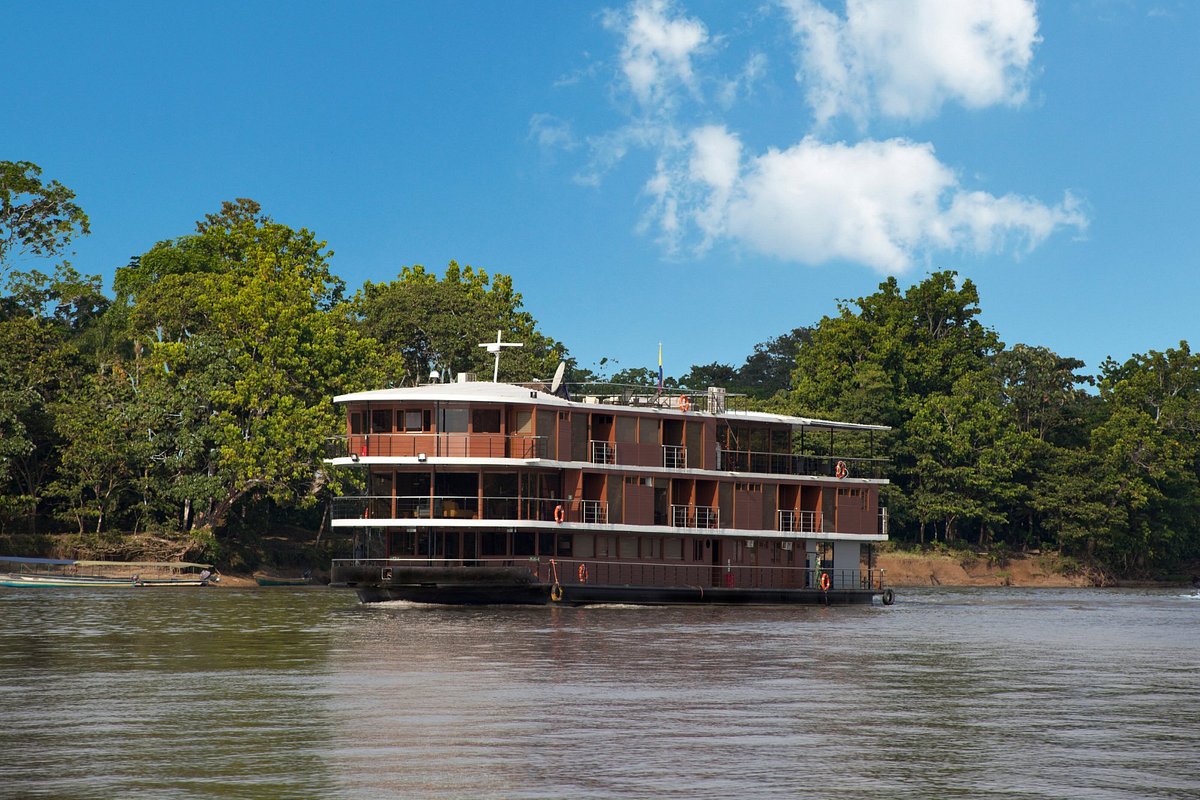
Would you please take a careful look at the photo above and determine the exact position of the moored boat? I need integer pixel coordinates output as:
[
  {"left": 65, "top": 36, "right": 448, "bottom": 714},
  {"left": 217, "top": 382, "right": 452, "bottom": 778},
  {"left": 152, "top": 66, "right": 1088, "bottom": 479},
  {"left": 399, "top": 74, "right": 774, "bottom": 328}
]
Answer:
[
  {"left": 0, "top": 557, "right": 218, "bottom": 588},
  {"left": 328, "top": 339, "right": 895, "bottom": 607}
]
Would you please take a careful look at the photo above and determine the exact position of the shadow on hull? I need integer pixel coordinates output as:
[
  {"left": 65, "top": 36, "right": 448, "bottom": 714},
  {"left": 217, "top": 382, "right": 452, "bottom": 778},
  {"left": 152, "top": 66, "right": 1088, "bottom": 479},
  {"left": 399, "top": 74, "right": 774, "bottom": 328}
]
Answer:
[{"left": 335, "top": 564, "right": 890, "bottom": 606}]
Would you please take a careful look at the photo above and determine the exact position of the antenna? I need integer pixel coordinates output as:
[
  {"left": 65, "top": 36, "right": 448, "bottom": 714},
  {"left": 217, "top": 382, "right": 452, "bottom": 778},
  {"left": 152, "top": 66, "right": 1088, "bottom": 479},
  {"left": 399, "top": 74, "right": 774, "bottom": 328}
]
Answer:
[
  {"left": 550, "top": 361, "right": 567, "bottom": 395},
  {"left": 478, "top": 330, "right": 523, "bottom": 382}
]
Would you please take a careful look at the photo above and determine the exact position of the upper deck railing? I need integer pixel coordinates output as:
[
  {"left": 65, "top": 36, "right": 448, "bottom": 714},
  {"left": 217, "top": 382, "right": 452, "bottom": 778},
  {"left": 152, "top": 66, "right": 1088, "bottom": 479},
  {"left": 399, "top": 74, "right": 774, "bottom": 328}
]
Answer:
[
  {"left": 327, "top": 433, "right": 546, "bottom": 460},
  {"left": 717, "top": 449, "right": 887, "bottom": 480}
]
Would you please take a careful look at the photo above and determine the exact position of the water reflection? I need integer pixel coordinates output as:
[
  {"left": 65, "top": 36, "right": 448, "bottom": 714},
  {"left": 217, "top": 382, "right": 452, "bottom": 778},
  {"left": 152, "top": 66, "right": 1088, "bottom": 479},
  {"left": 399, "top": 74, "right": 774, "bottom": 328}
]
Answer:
[{"left": 1, "top": 588, "right": 1198, "bottom": 798}]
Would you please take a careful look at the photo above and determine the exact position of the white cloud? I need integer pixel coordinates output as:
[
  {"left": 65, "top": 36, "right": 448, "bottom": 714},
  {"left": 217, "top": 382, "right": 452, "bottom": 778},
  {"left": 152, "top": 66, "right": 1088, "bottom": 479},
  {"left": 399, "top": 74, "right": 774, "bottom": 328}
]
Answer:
[
  {"left": 528, "top": 113, "right": 578, "bottom": 151},
  {"left": 560, "top": 0, "right": 1086, "bottom": 272},
  {"left": 782, "top": 0, "right": 1041, "bottom": 125},
  {"left": 661, "top": 132, "right": 1087, "bottom": 272},
  {"left": 603, "top": 0, "right": 709, "bottom": 111}
]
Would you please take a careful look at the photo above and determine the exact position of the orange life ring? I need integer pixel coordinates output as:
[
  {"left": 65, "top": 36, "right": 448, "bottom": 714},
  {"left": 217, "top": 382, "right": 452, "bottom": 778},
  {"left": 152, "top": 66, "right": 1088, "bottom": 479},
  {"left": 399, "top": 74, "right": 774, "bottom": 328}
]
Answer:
[
  {"left": 819, "top": 573, "right": 831, "bottom": 591},
  {"left": 578, "top": 564, "right": 588, "bottom": 583},
  {"left": 835, "top": 460, "right": 848, "bottom": 479},
  {"left": 554, "top": 504, "right": 565, "bottom": 523},
  {"left": 679, "top": 396, "right": 691, "bottom": 412}
]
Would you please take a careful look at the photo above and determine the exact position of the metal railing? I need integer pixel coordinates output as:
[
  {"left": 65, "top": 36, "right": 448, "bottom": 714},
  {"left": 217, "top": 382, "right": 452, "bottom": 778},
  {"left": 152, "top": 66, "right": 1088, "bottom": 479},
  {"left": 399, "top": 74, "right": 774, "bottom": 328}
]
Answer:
[
  {"left": 777, "top": 509, "right": 819, "bottom": 533},
  {"left": 332, "top": 556, "right": 888, "bottom": 592},
  {"left": 328, "top": 433, "right": 546, "bottom": 460},
  {"left": 879, "top": 506, "right": 889, "bottom": 536},
  {"left": 663, "top": 445, "right": 687, "bottom": 469},
  {"left": 589, "top": 440, "right": 615, "bottom": 465},
  {"left": 332, "top": 495, "right": 608, "bottom": 524},
  {"left": 716, "top": 449, "right": 887, "bottom": 479},
  {"left": 581, "top": 500, "right": 608, "bottom": 524},
  {"left": 670, "top": 504, "right": 719, "bottom": 528}
]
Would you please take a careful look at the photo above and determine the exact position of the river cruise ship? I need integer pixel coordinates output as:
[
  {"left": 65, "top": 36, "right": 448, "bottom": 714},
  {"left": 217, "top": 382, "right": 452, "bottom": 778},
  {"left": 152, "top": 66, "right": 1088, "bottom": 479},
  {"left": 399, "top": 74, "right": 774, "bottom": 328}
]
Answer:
[{"left": 328, "top": 353, "right": 894, "bottom": 606}]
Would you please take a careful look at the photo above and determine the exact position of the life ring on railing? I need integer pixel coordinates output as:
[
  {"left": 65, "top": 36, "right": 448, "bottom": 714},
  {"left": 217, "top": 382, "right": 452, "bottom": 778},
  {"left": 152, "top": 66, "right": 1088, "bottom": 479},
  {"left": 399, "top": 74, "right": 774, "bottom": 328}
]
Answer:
[
  {"left": 881, "top": 588, "right": 896, "bottom": 606},
  {"left": 554, "top": 504, "right": 565, "bottom": 524},
  {"left": 550, "top": 583, "right": 564, "bottom": 602},
  {"left": 819, "top": 573, "right": 831, "bottom": 591},
  {"left": 679, "top": 396, "right": 690, "bottom": 412},
  {"left": 578, "top": 564, "right": 588, "bottom": 583},
  {"left": 835, "top": 460, "right": 848, "bottom": 479}
]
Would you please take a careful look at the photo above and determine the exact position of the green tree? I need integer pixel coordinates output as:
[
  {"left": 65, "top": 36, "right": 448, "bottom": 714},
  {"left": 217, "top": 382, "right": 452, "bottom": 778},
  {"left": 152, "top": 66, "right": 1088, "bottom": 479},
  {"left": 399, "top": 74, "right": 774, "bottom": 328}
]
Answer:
[
  {"left": 0, "top": 162, "right": 90, "bottom": 277},
  {"left": 113, "top": 200, "right": 389, "bottom": 534},
  {"left": 355, "top": 262, "right": 566, "bottom": 384},
  {"left": 1089, "top": 343, "right": 1200, "bottom": 571}
]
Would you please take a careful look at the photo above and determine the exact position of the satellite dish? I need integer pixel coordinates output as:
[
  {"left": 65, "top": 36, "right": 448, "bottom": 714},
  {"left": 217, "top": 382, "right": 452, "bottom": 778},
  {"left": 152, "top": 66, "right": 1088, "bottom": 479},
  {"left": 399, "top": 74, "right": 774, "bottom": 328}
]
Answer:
[{"left": 550, "top": 361, "right": 567, "bottom": 394}]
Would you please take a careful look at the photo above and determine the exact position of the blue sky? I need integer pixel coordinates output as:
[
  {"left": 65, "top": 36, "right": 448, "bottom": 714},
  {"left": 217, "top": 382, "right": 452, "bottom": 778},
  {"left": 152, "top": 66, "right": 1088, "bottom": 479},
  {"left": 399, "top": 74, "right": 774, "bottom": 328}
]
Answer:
[{"left": 4, "top": 0, "right": 1197, "bottom": 380}]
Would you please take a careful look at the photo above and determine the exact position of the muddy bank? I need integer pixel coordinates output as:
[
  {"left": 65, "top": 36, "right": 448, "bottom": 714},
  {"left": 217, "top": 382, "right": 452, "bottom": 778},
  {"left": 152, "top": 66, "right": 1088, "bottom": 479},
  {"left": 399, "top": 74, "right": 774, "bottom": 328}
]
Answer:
[{"left": 877, "top": 550, "right": 1096, "bottom": 588}]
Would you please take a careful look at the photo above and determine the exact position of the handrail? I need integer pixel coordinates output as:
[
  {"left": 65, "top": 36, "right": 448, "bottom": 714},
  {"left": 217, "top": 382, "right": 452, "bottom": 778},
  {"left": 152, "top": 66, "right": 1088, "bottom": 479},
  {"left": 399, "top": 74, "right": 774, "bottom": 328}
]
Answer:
[
  {"left": 326, "top": 433, "right": 546, "bottom": 460},
  {"left": 669, "top": 504, "right": 719, "bottom": 528},
  {"left": 332, "top": 495, "right": 607, "bottom": 523},
  {"left": 716, "top": 448, "right": 888, "bottom": 479},
  {"left": 777, "top": 509, "right": 818, "bottom": 533}
]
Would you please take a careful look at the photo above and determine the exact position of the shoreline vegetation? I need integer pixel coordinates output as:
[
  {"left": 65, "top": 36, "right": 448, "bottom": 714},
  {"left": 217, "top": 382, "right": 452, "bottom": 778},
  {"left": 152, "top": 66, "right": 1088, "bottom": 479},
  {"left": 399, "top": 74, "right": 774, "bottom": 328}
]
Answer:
[
  {"left": 3, "top": 530, "right": 1193, "bottom": 590},
  {"left": 4, "top": 176, "right": 1199, "bottom": 580}
]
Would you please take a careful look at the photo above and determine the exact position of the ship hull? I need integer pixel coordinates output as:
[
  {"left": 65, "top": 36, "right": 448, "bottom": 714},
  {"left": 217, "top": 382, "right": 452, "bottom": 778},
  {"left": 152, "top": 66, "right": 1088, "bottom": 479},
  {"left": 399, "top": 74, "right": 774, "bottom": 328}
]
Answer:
[{"left": 333, "top": 564, "right": 885, "bottom": 606}]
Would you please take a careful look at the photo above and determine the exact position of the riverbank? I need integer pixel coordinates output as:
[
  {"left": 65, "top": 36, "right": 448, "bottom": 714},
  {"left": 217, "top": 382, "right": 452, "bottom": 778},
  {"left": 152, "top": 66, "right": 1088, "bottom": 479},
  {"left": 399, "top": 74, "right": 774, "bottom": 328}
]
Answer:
[{"left": 878, "top": 549, "right": 1099, "bottom": 588}]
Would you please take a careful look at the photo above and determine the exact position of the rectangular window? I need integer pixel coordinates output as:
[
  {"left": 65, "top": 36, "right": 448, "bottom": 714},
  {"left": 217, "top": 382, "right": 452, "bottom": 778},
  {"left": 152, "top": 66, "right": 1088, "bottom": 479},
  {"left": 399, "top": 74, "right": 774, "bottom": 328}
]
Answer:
[
  {"left": 480, "top": 531, "right": 507, "bottom": 556},
  {"left": 640, "top": 537, "right": 662, "bottom": 559},
  {"left": 596, "top": 535, "right": 616, "bottom": 558},
  {"left": 403, "top": 410, "right": 424, "bottom": 431},
  {"left": 441, "top": 407, "right": 468, "bottom": 433},
  {"left": 350, "top": 412, "right": 364, "bottom": 434},
  {"left": 693, "top": 539, "right": 705, "bottom": 560},
  {"left": 664, "top": 538, "right": 683, "bottom": 560},
  {"left": 513, "top": 532, "right": 535, "bottom": 556},
  {"left": 472, "top": 408, "right": 501, "bottom": 433},
  {"left": 574, "top": 533, "right": 595, "bottom": 558},
  {"left": 619, "top": 536, "right": 638, "bottom": 559},
  {"left": 556, "top": 534, "right": 573, "bottom": 557},
  {"left": 371, "top": 409, "right": 392, "bottom": 433}
]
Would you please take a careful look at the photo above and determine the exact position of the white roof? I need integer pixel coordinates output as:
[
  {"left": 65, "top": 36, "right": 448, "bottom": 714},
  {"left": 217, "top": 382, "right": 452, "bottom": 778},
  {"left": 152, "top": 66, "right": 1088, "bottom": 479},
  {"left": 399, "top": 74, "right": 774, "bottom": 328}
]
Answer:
[{"left": 335, "top": 381, "right": 888, "bottom": 432}]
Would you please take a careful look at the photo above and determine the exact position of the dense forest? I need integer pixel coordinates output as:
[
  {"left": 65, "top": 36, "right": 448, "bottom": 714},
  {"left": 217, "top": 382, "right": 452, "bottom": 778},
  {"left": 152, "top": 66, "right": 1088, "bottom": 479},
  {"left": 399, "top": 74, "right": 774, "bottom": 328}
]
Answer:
[{"left": 2, "top": 162, "right": 1197, "bottom": 577}]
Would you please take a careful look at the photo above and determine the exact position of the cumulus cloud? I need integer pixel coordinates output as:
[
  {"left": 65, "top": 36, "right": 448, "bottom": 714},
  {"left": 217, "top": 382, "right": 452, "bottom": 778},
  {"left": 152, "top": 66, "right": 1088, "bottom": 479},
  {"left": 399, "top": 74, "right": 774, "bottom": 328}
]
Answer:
[
  {"left": 528, "top": 113, "right": 578, "bottom": 151},
  {"left": 552, "top": 0, "right": 1086, "bottom": 272},
  {"left": 782, "top": 0, "right": 1041, "bottom": 125},
  {"left": 602, "top": 0, "right": 709, "bottom": 111},
  {"left": 665, "top": 133, "right": 1087, "bottom": 272}
]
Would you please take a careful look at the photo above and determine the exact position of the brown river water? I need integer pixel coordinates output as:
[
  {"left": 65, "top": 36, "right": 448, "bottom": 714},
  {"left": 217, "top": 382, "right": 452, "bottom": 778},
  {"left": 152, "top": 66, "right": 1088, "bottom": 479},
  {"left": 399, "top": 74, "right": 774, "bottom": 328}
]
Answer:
[{"left": 1, "top": 586, "right": 1197, "bottom": 799}]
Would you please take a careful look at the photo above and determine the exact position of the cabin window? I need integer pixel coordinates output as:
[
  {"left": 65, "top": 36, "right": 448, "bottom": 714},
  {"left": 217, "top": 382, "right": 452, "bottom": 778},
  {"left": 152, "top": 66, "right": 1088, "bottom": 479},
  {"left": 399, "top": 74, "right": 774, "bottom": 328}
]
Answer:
[
  {"left": 371, "top": 409, "right": 392, "bottom": 433},
  {"left": 480, "top": 531, "right": 507, "bottom": 556},
  {"left": 350, "top": 412, "right": 364, "bottom": 434},
  {"left": 440, "top": 407, "right": 469, "bottom": 433},
  {"left": 640, "top": 537, "right": 661, "bottom": 559},
  {"left": 596, "top": 535, "right": 616, "bottom": 558},
  {"left": 472, "top": 408, "right": 501, "bottom": 433},
  {"left": 538, "top": 532, "right": 555, "bottom": 556},
  {"left": 403, "top": 410, "right": 425, "bottom": 431},
  {"left": 693, "top": 539, "right": 705, "bottom": 560},
  {"left": 616, "top": 416, "right": 637, "bottom": 443},
  {"left": 619, "top": 536, "right": 638, "bottom": 559},
  {"left": 664, "top": 538, "right": 683, "bottom": 560},
  {"left": 574, "top": 534, "right": 595, "bottom": 558},
  {"left": 513, "top": 532, "right": 535, "bottom": 556},
  {"left": 556, "top": 534, "right": 573, "bottom": 557},
  {"left": 388, "top": 531, "right": 416, "bottom": 556}
]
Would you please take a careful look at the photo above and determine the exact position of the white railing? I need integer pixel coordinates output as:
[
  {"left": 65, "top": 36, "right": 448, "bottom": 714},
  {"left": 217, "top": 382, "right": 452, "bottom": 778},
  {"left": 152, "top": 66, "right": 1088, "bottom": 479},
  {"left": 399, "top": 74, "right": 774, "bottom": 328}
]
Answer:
[
  {"left": 590, "top": 440, "right": 615, "bottom": 465},
  {"left": 670, "top": 504, "right": 719, "bottom": 528},
  {"left": 663, "top": 445, "right": 687, "bottom": 469},
  {"left": 777, "top": 509, "right": 818, "bottom": 533},
  {"left": 581, "top": 500, "right": 609, "bottom": 524},
  {"left": 879, "top": 506, "right": 888, "bottom": 536}
]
